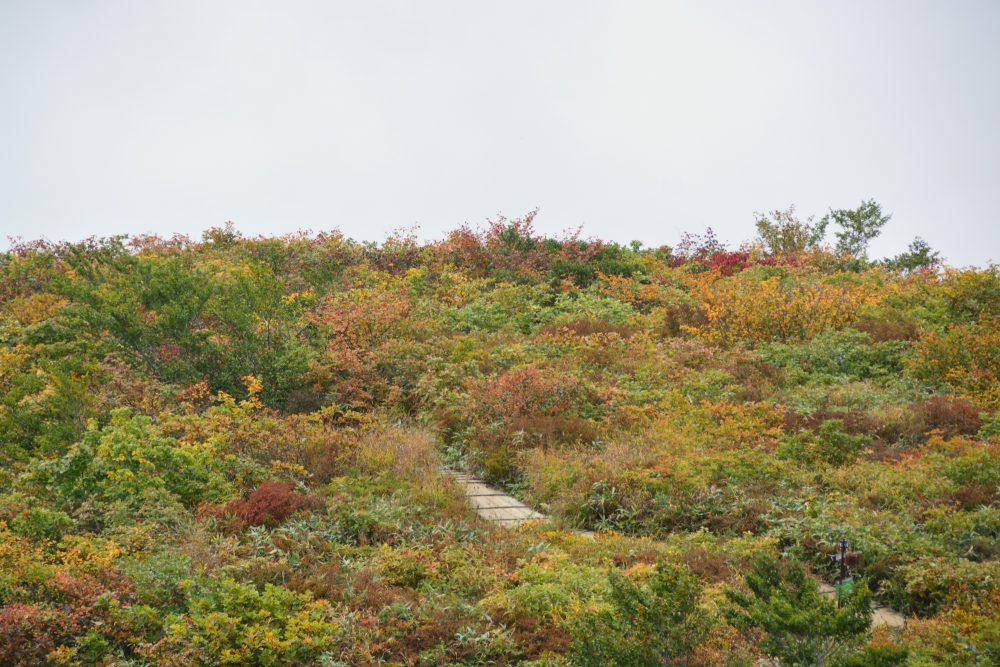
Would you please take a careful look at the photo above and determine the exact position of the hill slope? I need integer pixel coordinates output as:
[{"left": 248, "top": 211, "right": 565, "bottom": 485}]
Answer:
[{"left": 1, "top": 218, "right": 998, "bottom": 665}]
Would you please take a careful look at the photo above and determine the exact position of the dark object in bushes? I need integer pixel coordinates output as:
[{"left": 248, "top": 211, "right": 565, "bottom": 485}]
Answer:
[
  {"left": 284, "top": 387, "right": 326, "bottom": 414},
  {"left": 950, "top": 482, "right": 999, "bottom": 513},
  {"left": 225, "top": 481, "right": 318, "bottom": 527},
  {"left": 779, "top": 419, "right": 871, "bottom": 466}
]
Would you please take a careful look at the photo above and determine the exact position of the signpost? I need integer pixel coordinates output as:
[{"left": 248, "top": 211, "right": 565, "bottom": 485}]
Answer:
[{"left": 831, "top": 539, "right": 854, "bottom": 607}]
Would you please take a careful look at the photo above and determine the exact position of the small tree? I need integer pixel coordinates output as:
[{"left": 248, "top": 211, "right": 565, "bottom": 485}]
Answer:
[
  {"left": 886, "top": 237, "right": 939, "bottom": 272},
  {"left": 572, "top": 562, "right": 713, "bottom": 666},
  {"left": 754, "top": 206, "right": 828, "bottom": 255},
  {"left": 823, "top": 200, "right": 891, "bottom": 257},
  {"left": 675, "top": 227, "right": 727, "bottom": 263},
  {"left": 725, "top": 554, "right": 872, "bottom": 667}
]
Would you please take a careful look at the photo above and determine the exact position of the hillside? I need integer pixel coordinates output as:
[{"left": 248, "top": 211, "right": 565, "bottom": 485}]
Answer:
[{"left": 1, "top": 211, "right": 998, "bottom": 665}]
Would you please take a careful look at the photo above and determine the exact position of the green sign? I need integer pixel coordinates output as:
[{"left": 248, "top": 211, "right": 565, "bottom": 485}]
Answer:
[{"left": 835, "top": 577, "right": 854, "bottom": 600}]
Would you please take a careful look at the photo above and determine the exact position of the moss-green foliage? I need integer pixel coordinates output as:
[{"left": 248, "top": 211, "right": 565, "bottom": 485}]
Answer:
[
  {"left": 0, "top": 221, "right": 997, "bottom": 664},
  {"left": 779, "top": 419, "right": 872, "bottom": 466},
  {"left": 761, "top": 330, "right": 907, "bottom": 383},
  {"left": 726, "top": 554, "right": 874, "bottom": 666},
  {"left": 572, "top": 562, "right": 712, "bottom": 666},
  {"left": 24, "top": 409, "right": 231, "bottom": 515},
  {"left": 151, "top": 578, "right": 344, "bottom": 665}
]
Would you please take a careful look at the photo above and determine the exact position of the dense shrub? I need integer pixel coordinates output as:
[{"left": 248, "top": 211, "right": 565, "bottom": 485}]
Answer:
[
  {"left": 538, "top": 318, "right": 637, "bottom": 339},
  {"left": 726, "top": 554, "right": 873, "bottom": 666},
  {"left": 690, "top": 269, "right": 885, "bottom": 345},
  {"left": 224, "top": 481, "right": 318, "bottom": 528},
  {"left": 146, "top": 579, "right": 343, "bottom": 665},
  {"left": 22, "top": 409, "right": 231, "bottom": 521},
  {"left": 460, "top": 367, "right": 603, "bottom": 481},
  {"left": 761, "top": 329, "right": 906, "bottom": 382},
  {"left": 572, "top": 563, "right": 712, "bottom": 666},
  {"left": 779, "top": 419, "right": 871, "bottom": 465},
  {"left": 908, "top": 316, "right": 1000, "bottom": 407},
  {"left": 937, "top": 266, "right": 1000, "bottom": 322},
  {"left": 0, "top": 565, "right": 134, "bottom": 666},
  {"left": 910, "top": 396, "right": 984, "bottom": 439}
]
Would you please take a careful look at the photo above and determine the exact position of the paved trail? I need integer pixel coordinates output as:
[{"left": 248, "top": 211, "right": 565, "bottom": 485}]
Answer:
[{"left": 446, "top": 469, "right": 906, "bottom": 629}]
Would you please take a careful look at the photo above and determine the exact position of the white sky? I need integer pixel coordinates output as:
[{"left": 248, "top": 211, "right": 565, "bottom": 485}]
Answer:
[{"left": 2, "top": 1, "right": 998, "bottom": 265}]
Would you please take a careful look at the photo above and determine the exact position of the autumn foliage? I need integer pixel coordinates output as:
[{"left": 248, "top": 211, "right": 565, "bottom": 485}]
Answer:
[
  {"left": 1, "top": 217, "right": 998, "bottom": 665},
  {"left": 224, "top": 481, "right": 318, "bottom": 528}
]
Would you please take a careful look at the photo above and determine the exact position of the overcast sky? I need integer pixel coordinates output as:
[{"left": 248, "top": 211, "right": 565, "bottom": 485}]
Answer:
[{"left": 2, "top": 1, "right": 998, "bottom": 265}]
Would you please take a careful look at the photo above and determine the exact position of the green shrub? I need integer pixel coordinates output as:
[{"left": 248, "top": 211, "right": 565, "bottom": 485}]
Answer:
[
  {"left": 122, "top": 550, "right": 192, "bottom": 610},
  {"left": 23, "top": 409, "right": 232, "bottom": 520},
  {"left": 760, "top": 330, "right": 906, "bottom": 383},
  {"left": 571, "top": 562, "right": 713, "bottom": 667},
  {"left": 779, "top": 419, "right": 870, "bottom": 466},
  {"left": 9, "top": 507, "right": 72, "bottom": 541},
  {"left": 726, "top": 554, "right": 873, "bottom": 667},
  {"left": 151, "top": 578, "right": 343, "bottom": 664}
]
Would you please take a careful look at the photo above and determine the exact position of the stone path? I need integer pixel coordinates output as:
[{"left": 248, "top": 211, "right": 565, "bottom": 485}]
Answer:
[{"left": 446, "top": 468, "right": 907, "bottom": 628}]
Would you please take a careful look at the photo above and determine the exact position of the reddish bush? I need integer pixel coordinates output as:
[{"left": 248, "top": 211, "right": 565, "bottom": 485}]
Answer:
[
  {"left": 680, "top": 247, "right": 800, "bottom": 276},
  {"left": 0, "top": 572, "right": 133, "bottom": 666},
  {"left": 435, "top": 210, "right": 602, "bottom": 282},
  {"left": 509, "top": 415, "right": 598, "bottom": 447},
  {"left": 705, "top": 251, "right": 751, "bottom": 276},
  {"left": 346, "top": 568, "right": 418, "bottom": 611},
  {"left": 911, "top": 396, "right": 983, "bottom": 439},
  {"left": 610, "top": 550, "right": 658, "bottom": 568},
  {"left": 729, "top": 357, "right": 784, "bottom": 401},
  {"left": 435, "top": 211, "right": 549, "bottom": 279},
  {"left": 468, "top": 368, "right": 578, "bottom": 430},
  {"left": 677, "top": 548, "right": 733, "bottom": 583},
  {"left": 464, "top": 368, "right": 601, "bottom": 473},
  {"left": 855, "top": 314, "right": 919, "bottom": 342},
  {"left": 950, "top": 483, "right": 998, "bottom": 511},
  {"left": 507, "top": 613, "right": 573, "bottom": 659},
  {"left": 783, "top": 407, "right": 875, "bottom": 435},
  {"left": 397, "top": 608, "right": 486, "bottom": 662},
  {"left": 0, "top": 604, "right": 78, "bottom": 666},
  {"left": 289, "top": 561, "right": 347, "bottom": 601},
  {"left": 225, "top": 482, "right": 318, "bottom": 528}
]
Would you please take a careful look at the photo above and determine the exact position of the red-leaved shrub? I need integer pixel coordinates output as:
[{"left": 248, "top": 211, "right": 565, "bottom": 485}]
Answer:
[
  {"left": 0, "top": 572, "right": 133, "bottom": 666},
  {"left": 911, "top": 396, "right": 983, "bottom": 439},
  {"left": 225, "top": 482, "right": 318, "bottom": 528}
]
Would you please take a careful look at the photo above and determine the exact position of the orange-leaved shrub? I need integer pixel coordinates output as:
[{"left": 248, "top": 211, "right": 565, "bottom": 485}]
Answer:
[
  {"left": 688, "top": 268, "right": 886, "bottom": 345},
  {"left": 908, "top": 317, "right": 1000, "bottom": 408}
]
